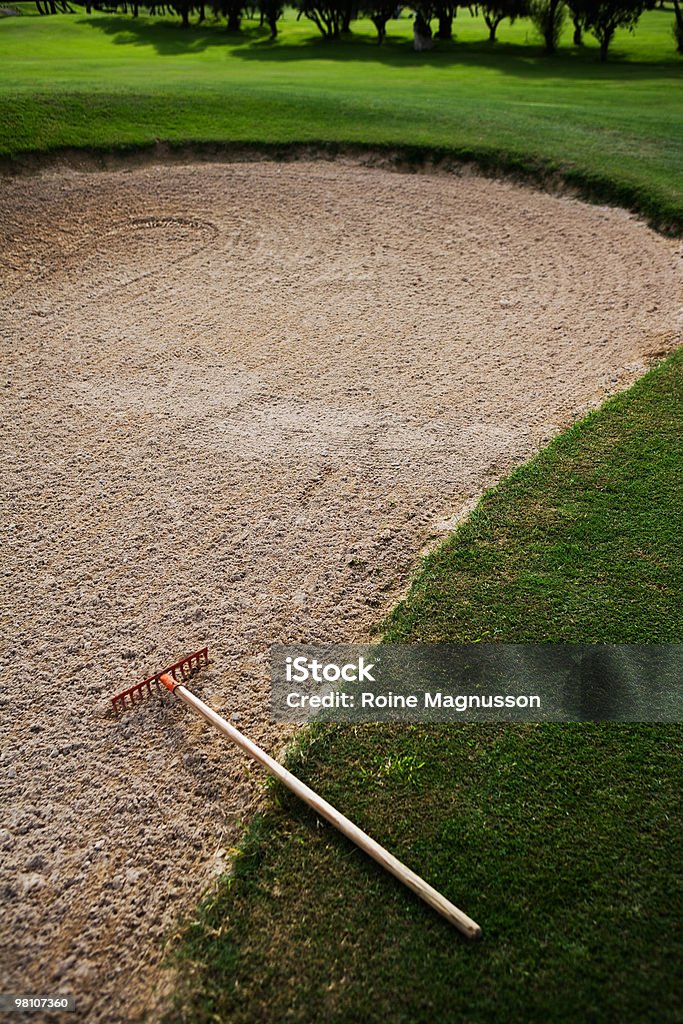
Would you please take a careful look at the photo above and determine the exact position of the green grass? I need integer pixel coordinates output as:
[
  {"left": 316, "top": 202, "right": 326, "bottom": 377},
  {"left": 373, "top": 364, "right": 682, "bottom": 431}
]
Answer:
[
  {"left": 1, "top": 7, "right": 682, "bottom": 229},
  {"left": 384, "top": 360, "right": 683, "bottom": 645},
  {"left": 4, "top": 9, "right": 681, "bottom": 1017},
  {"left": 167, "top": 355, "right": 682, "bottom": 1023}
]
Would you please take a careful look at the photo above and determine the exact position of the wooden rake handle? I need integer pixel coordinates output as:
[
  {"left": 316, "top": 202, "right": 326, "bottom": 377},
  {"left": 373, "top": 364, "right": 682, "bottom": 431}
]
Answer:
[{"left": 159, "top": 674, "right": 482, "bottom": 940}]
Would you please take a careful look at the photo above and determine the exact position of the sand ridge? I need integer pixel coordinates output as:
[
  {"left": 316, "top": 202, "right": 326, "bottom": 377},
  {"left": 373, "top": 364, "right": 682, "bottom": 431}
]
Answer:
[{"left": 0, "top": 159, "right": 680, "bottom": 1022}]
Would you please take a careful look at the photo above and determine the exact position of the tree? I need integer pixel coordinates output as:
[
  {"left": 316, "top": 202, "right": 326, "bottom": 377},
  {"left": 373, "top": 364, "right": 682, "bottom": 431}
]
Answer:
[
  {"left": 565, "top": 0, "right": 587, "bottom": 41},
  {"left": 433, "top": 0, "right": 458, "bottom": 39},
  {"left": 258, "top": 0, "right": 283, "bottom": 36},
  {"left": 573, "top": 0, "right": 643, "bottom": 59},
  {"left": 174, "top": 0, "right": 194, "bottom": 26},
  {"left": 529, "top": 0, "right": 565, "bottom": 52},
  {"left": 672, "top": 0, "right": 683, "bottom": 52},
  {"left": 412, "top": 6, "right": 435, "bottom": 45},
  {"left": 358, "top": 0, "right": 396, "bottom": 42},
  {"left": 571, "top": 12, "right": 583, "bottom": 43},
  {"left": 35, "top": 0, "right": 74, "bottom": 12},
  {"left": 294, "top": 0, "right": 347, "bottom": 37},
  {"left": 480, "top": 0, "right": 528, "bottom": 40},
  {"left": 216, "top": 0, "right": 243, "bottom": 29},
  {"left": 340, "top": 0, "right": 357, "bottom": 31}
]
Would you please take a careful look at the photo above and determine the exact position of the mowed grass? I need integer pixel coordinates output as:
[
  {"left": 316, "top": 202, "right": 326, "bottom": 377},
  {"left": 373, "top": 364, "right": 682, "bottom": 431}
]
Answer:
[
  {"left": 3, "top": 9, "right": 681, "bottom": 1020},
  {"left": 168, "top": 356, "right": 683, "bottom": 1023},
  {"left": 0, "top": 6, "right": 682, "bottom": 228}
]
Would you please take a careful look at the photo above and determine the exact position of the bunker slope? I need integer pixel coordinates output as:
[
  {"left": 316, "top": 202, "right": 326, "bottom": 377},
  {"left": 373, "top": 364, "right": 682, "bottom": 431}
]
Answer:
[{"left": 0, "top": 160, "right": 680, "bottom": 1022}]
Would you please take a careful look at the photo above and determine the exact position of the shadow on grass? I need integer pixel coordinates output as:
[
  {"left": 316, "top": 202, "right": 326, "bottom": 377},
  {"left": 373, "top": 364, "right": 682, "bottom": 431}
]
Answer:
[
  {"left": 75, "top": 14, "right": 275, "bottom": 51},
  {"left": 76, "top": 13, "right": 683, "bottom": 77}
]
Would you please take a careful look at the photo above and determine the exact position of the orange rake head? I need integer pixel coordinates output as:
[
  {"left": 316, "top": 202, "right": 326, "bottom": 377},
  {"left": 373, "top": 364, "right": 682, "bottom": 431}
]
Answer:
[{"left": 111, "top": 647, "right": 209, "bottom": 711}]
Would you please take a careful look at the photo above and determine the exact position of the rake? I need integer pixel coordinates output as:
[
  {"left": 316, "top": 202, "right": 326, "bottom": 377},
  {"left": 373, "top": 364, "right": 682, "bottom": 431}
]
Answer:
[
  {"left": 111, "top": 647, "right": 482, "bottom": 940},
  {"left": 111, "top": 647, "right": 209, "bottom": 710}
]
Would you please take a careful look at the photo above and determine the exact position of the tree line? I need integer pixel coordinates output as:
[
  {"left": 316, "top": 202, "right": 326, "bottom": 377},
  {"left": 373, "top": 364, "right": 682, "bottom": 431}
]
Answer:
[{"left": 32, "top": 0, "right": 683, "bottom": 59}]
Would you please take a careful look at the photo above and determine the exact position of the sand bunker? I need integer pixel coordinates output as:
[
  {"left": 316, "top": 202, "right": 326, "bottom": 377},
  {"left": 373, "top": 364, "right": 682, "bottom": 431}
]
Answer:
[{"left": 0, "top": 159, "right": 680, "bottom": 1022}]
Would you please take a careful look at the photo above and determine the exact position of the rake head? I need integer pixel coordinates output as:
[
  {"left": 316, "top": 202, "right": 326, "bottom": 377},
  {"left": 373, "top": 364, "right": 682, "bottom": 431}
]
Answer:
[{"left": 111, "top": 647, "right": 209, "bottom": 711}]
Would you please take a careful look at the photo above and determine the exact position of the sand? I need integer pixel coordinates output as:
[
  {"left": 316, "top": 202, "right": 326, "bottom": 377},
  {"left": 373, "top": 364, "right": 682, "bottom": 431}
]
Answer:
[{"left": 0, "top": 158, "right": 680, "bottom": 1022}]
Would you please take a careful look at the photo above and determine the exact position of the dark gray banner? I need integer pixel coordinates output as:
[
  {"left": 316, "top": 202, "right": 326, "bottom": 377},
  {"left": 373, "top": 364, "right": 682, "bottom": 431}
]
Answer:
[{"left": 270, "top": 644, "right": 683, "bottom": 723}]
